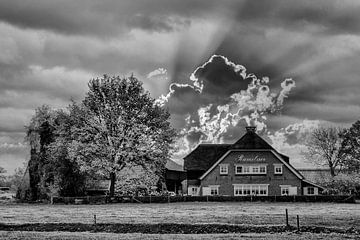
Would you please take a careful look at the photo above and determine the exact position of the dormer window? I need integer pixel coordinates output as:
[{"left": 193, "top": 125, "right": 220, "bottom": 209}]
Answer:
[
  {"left": 219, "top": 164, "right": 228, "bottom": 175},
  {"left": 274, "top": 164, "right": 283, "bottom": 174}
]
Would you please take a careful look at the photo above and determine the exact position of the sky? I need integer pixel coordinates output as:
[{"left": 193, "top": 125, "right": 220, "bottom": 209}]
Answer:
[{"left": 1, "top": 0, "right": 360, "bottom": 174}]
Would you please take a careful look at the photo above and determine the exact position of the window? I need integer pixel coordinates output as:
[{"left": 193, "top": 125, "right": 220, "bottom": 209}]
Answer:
[
  {"left": 307, "top": 187, "right": 315, "bottom": 195},
  {"left": 280, "top": 185, "right": 298, "bottom": 196},
  {"left": 219, "top": 164, "right": 228, "bottom": 175},
  {"left": 259, "top": 185, "right": 267, "bottom": 195},
  {"left": 235, "top": 166, "right": 243, "bottom": 174},
  {"left": 235, "top": 165, "right": 267, "bottom": 174},
  {"left": 281, "top": 186, "right": 289, "bottom": 196},
  {"left": 233, "top": 184, "right": 268, "bottom": 196},
  {"left": 189, "top": 187, "right": 198, "bottom": 196},
  {"left": 274, "top": 164, "right": 283, "bottom": 174},
  {"left": 209, "top": 185, "right": 219, "bottom": 195}
]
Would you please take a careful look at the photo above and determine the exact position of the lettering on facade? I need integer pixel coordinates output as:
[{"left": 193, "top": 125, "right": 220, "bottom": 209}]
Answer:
[{"left": 236, "top": 154, "right": 266, "bottom": 162}]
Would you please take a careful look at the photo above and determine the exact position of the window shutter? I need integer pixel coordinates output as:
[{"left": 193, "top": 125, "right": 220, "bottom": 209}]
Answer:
[{"left": 289, "top": 187, "right": 297, "bottom": 195}]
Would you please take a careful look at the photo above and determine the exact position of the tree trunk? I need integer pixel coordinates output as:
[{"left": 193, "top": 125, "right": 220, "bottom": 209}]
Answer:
[
  {"left": 330, "top": 166, "right": 336, "bottom": 177},
  {"left": 109, "top": 171, "right": 116, "bottom": 197}
]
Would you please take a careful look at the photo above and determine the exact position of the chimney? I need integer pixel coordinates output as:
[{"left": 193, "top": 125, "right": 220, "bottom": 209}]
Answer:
[{"left": 245, "top": 126, "right": 256, "bottom": 133}]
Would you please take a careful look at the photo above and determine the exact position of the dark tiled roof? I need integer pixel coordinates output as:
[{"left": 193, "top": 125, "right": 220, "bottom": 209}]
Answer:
[
  {"left": 184, "top": 130, "right": 291, "bottom": 173},
  {"left": 232, "top": 131, "right": 274, "bottom": 150},
  {"left": 184, "top": 144, "right": 231, "bottom": 171},
  {"left": 165, "top": 159, "right": 184, "bottom": 172}
]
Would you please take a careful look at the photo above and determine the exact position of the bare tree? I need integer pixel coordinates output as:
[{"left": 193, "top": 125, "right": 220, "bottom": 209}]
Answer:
[{"left": 304, "top": 127, "right": 344, "bottom": 177}]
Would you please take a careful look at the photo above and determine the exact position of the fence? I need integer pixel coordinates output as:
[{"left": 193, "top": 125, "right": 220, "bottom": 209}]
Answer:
[{"left": 51, "top": 194, "right": 355, "bottom": 204}]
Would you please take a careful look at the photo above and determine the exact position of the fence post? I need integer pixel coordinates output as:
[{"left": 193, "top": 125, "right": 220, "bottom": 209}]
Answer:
[
  {"left": 50, "top": 196, "right": 53, "bottom": 204},
  {"left": 285, "top": 209, "right": 289, "bottom": 227},
  {"left": 297, "top": 215, "right": 300, "bottom": 232},
  {"left": 94, "top": 214, "right": 97, "bottom": 225}
]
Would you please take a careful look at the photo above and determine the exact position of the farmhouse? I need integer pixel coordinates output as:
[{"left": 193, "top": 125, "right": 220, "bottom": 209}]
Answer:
[{"left": 183, "top": 126, "right": 323, "bottom": 196}]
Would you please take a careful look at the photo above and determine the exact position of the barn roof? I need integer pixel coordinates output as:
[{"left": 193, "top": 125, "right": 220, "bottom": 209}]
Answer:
[
  {"left": 184, "top": 127, "right": 290, "bottom": 172},
  {"left": 232, "top": 127, "right": 274, "bottom": 150},
  {"left": 184, "top": 144, "right": 231, "bottom": 171},
  {"left": 298, "top": 168, "right": 332, "bottom": 183},
  {"left": 165, "top": 159, "right": 184, "bottom": 172}
]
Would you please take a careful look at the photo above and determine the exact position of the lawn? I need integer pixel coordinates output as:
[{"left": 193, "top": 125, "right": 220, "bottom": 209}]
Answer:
[{"left": 0, "top": 202, "right": 359, "bottom": 230}]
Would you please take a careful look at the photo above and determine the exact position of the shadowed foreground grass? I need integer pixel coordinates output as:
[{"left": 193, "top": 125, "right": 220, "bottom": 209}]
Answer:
[
  {"left": 0, "top": 231, "right": 358, "bottom": 240},
  {"left": 0, "top": 222, "right": 359, "bottom": 235}
]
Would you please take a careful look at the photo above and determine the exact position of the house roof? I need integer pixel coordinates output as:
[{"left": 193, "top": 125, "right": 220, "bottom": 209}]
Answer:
[
  {"left": 231, "top": 129, "right": 274, "bottom": 150},
  {"left": 184, "top": 144, "right": 231, "bottom": 171},
  {"left": 199, "top": 149, "right": 304, "bottom": 181},
  {"left": 165, "top": 159, "right": 184, "bottom": 172},
  {"left": 298, "top": 168, "right": 332, "bottom": 183},
  {"left": 184, "top": 127, "right": 290, "bottom": 172}
]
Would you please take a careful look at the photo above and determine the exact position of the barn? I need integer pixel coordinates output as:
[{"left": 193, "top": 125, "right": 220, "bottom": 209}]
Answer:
[{"left": 183, "top": 126, "right": 323, "bottom": 196}]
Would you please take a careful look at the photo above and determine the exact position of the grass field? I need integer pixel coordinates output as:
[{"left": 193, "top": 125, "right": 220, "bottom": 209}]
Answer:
[
  {"left": 0, "top": 202, "right": 359, "bottom": 229},
  {"left": 0, "top": 231, "right": 359, "bottom": 240}
]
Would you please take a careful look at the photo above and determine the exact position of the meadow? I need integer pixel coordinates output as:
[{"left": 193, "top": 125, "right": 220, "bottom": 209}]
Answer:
[
  {"left": 0, "top": 202, "right": 359, "bottom": 228},
  {"left": 0, "top": 202, "right": 359, "bottom": 239}
]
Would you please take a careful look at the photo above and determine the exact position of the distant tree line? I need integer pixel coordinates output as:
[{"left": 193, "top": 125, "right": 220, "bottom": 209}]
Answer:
[{"left": 19, "top": 75, "right": 176, "bottom": 201}]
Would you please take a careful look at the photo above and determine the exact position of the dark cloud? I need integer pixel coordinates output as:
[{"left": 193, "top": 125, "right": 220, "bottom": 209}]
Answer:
[
  {"left": 236, "top": 0, "right": 360, "bottom": 35},
  {"left": 167, "top": 85, "right": 201, "bottom": 115},
  {"left": 167, "top": 56, "right": 251, "bottom": 117},
  {"left": 1, "top": 0, "right": 360, "bottom": 38},
  {"left": 0, "top": 0, "right": 206, "bottom": 36},
  {"left": 193, "top": 56, "right": 251, "bottom": 97}
]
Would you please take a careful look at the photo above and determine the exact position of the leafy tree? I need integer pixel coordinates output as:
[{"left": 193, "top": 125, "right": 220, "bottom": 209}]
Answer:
[
  {"left": 340, "top": 120, "right": 360, "bottom": 173},
  {"left": 69, "top": 75, "right": 176, "bottom": 197},
  {"left": 25, "top": 105, "right": 85, "bottom": 199},
  {"left": 25, "top": 105, "right": 54, "bottom": 200},
  {"left": 304, "top": 126, "right": 345, "bottom": 176},
  {"left": 318, "top": 173, "right": 360, "bottom": 197},
  {"left": 0, "top": 166, "right": 6, "bottom": 185}
]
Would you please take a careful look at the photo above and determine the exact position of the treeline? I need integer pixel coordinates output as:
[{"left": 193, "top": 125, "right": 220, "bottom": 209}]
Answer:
[{"left": 18, "top": 75, "right": 175, "bottom": 201}]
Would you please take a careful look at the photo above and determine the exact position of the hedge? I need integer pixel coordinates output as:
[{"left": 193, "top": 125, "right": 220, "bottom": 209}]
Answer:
[{"left": 51, "top": 194, "right": 355, "bottom": 204}]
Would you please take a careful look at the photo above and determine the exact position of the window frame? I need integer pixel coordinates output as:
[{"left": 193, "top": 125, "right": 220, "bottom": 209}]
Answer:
[
  {"left": 219, "top": 164, "right": 229, "bottom": 175},
  {"left": 235, "top": 164, "right": 267, "bottom": 175},
  {"left": 280, "top": 186, "right": 290, "bottom": 196},
  {"left": 307, "top": 187, "right": 315, "bottom": 195},
  {"left": 233, "top": 184, "right": 269, "bottom": 196},
  {"left": 189, "top": 186, "right": 199, "bottom": 196},
  {"left": 209, "top": 185, "right": 220, "bottom": 196},
  {"left": 274, "top": 164, "right": 283, "bottom": 175}
]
